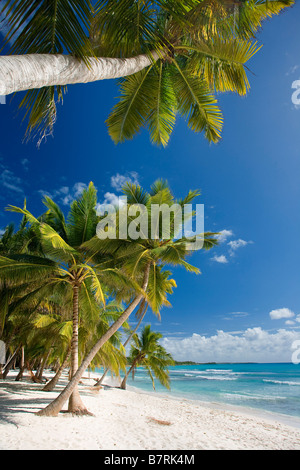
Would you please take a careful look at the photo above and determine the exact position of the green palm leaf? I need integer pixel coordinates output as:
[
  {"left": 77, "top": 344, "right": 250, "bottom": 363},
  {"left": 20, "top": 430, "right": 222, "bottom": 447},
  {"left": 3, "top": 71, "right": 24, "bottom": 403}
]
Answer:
[
  {"left": 145, "top": 62, "right": 177, "bottom": 147},
  {"left": 92, "top": 0, "right": 158, "bottom": 57},
  {"left": 106, "top": 66, "right": 154, "bottom": 144},
  {"left": 182, "top": 38, "right": 261, "bottom": 95},
  {"left": 233, "top": 0, "right": 295, "bottom": 40},
  {"left": 2, "top": 0, "right": 93, "bottom": 59},
  {"left": 79, "top": 264, "right": 106, "bottom": 306},
  {"left": 42, "top": 196, "right": 68, "bottom": 240},
  {"left": 171, "top": 58, "right": 223, "bottom": 143},
  {"left": 0, "top": 254, "right": 60, "bottom": 283},
  {"left": 67, "top": 182, "right": 98, "bottom": 246}
]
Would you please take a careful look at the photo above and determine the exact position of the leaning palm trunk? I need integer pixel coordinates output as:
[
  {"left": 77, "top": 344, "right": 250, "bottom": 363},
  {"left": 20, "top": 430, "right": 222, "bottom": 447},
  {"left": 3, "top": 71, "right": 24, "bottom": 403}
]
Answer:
[
  {"left": 36, "top": 348, "right": 52, "bottom": 381},
  {"left": 120, "top": 357, "right": 140, "bottom": 390},
  {"left": 94, "top": 300, "right": 147, "bottom": 389},
  {"left": 42, "top": 347, "right": 71, "bottom": 392},
  {"left": 0, "top": 52, "right": 159, "bottom": 96},
  {"left": 2, "top": 345, "right": 21, "bottom": 379},
  {"left": 36, "top": 262, "right": 151, "bottom": 417}
]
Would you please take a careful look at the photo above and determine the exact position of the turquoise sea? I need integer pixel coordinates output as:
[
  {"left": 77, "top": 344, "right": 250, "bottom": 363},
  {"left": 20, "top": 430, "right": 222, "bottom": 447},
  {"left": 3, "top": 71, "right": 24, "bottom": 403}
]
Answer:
[{"left": 123, "top": 363, "right": 300, "bottom": 425}]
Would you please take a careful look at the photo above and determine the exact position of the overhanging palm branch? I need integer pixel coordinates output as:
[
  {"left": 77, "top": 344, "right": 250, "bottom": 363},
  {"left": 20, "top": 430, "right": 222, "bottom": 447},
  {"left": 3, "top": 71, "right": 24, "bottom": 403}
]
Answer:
[
  {"left": 0, "top": 0, "right": 293, "bottom": 144},
  {"left": 1, "top": 0, "right": 94, "bottom": 144}
]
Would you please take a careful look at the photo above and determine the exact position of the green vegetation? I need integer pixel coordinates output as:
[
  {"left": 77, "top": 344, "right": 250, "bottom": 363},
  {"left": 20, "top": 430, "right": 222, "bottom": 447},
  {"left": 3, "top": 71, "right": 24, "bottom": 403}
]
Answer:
[
  {"left": 0, "top": 179, "right": 217, "bottom": 416},
  {"left": 121, "top": 325, "right": 175, "bottom": 390}
]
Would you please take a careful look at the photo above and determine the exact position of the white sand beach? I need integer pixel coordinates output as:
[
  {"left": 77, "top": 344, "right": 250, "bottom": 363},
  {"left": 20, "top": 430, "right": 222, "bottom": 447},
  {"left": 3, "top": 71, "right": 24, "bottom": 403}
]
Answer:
[{"left": 1, "top": 370, "right": 300, "bottom": 451}]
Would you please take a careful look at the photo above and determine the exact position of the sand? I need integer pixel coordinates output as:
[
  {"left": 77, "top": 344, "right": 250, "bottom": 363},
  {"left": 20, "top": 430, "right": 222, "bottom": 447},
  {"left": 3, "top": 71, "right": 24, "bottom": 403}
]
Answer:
[{"left": 0, "top": 370, "right": 300, "bottom": 451}]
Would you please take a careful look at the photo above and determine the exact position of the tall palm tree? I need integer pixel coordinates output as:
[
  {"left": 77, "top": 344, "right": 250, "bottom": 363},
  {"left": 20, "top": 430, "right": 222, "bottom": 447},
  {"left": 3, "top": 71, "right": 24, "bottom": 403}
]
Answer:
[
  {"left": 0, "top": 182, "right": 137, "bottom": 413},
  {"left": 32, "top": 179, "right": 218, "bottom": 416},
  {"left": 0, "top": 1, "right": 292, "bottom": 143},
  {"left": 120, "top": 325, "right": 174, "bottom": 390}
]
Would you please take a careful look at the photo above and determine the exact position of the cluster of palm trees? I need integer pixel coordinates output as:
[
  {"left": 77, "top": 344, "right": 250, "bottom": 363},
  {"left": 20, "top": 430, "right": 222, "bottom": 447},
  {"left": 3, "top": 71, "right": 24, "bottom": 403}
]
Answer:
[
  {"left": 0, "top": 0, "right": 294, "bottom": 419},
  {"left": 0, "top": 179, "right": 217, "bottom": 416}
]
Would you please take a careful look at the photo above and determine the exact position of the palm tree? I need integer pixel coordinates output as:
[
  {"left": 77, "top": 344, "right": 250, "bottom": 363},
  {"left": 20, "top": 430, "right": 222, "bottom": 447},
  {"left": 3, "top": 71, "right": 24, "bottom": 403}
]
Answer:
[
  {"left": 94, "top": 266, "right": 176, "bottom": 388},
  {"left": 0, "top": 1, "right": 292, "bottom": 143},
  {"left": 0, "top": 182, "right": 137, "bottom": 413},
  {"left": 120, "top": 325, "right": 174, "bottom": 390},
  {"left": 31, "top": 179, "right": 218, "bottom": 416}
]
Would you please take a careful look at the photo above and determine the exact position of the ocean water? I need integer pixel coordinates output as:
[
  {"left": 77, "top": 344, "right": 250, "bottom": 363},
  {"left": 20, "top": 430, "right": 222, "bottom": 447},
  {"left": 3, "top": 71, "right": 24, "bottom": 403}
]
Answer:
[{"left": 123, "top": 363, "right": 300, "bottom": 424}]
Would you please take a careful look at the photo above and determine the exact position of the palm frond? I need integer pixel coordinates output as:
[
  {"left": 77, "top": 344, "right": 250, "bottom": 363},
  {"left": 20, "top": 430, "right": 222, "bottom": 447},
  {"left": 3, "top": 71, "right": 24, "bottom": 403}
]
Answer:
[
  {"left": 67, "top": 182, "right": 98, "bottom": 246},
  {"left": 171, "top": 58, "right": 223, "bottom": 143},
  {"left": 146, "top": 62, "right": 177, "bottom": 147},
  {"left": 79, "top": 264, "right": 106, "bottom": 306},
  {"left": 183, "top": 38, "right": 261, "bottom": 95},
  {"left": 122, "top": 182, "right": 150, "bottom": 206},
  {"left": 42, "top": 196, "right": 68, "bottom": 240},
  {"left": 232, "top": 0, "right": 295, "bottom": 40},
  {"left": 106, "top": 65, "right": 154, "bottom": 144},
  {"left": 2, "top": 0, "right": 93, "bottom": 59},
  {"left": 92, "top": 0, "right": 159, "bottom": 57},
  {"left": 0, "top": 254, "right": 60, "bottom": 283}
]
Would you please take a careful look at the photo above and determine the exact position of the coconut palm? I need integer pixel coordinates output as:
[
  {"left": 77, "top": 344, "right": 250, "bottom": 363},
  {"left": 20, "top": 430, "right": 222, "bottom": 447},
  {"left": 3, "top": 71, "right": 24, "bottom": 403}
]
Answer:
[
  {"left": 0, "top": 182, "right": 138, "bottom": 413},
  {"left": 0, "top": 1, "right": 292, "bottom": 143},
  {"left": 31, "top": 179, "right": 218, "bottom": 416},
  {"left": 120, "top": 325, "right": 174, "bottom": 390}
]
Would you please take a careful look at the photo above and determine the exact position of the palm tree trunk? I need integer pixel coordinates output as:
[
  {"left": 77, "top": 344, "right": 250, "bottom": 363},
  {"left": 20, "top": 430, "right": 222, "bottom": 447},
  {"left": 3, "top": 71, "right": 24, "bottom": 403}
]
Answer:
[
  {"left": 120, "top": 357, "right": 140, "bottom": 390},
  {"left": 68, "top": 285, "right": 90, "bottom": 415},
  {"left": 94, "top": 300, "right": 147, "bottom": 389},
  {"left": 42, "top": 347, "right": 71, "bottom": 392},
  {"left": 15, "top": 347, "right": 25, "bottom": 381},
  {"left": 36, "top": 261, "right": 151, "bottom": 417},
  {"left": 26, "top": 361, "right": 42, "bottom": 383},
  {"left": 36, "top": 348, "right": 52, "bottom": 382},
  {"left": 93, "top": 367, "right": 109, "bottom": 388},
  {"left": 124, "top": 300, "right": 148, "bottom": 348},
  {"left": 2, "top": 345, "right": 21, "bottom": 379},
  {"left": 0, "top": 52, "right": 159, "bottom": 96}
]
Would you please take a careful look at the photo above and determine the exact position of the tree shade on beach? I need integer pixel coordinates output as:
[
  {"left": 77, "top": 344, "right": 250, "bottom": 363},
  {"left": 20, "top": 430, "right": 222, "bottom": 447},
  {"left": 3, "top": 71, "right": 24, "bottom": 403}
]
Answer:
[
  {"left": 0, "top": 1, "right": 293, "bottom": 145},
  {"left": 0, "top": 179, "right": 217, "bottom": 416}
]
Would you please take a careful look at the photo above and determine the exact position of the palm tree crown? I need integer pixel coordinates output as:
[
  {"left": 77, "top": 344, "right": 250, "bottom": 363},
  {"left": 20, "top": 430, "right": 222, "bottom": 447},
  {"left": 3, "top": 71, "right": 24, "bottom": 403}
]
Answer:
[{"left": 0, "top": 1, "right": 293, "bottom": 144}]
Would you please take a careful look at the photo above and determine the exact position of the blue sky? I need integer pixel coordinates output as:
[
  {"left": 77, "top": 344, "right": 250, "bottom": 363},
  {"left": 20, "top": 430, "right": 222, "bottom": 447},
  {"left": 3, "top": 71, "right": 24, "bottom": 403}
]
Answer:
[{"left": 0, "top": 3, "right": 300, "bottom": 362}]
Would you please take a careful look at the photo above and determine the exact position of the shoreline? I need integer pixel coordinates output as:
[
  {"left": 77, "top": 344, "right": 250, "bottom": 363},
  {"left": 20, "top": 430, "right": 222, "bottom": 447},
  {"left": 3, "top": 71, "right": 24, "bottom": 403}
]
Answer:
[
  {"left": 127, "top": 383, "right": 300, "bottom": 431},
  {"left": 1, "top": 370, "right": 300, "bottom": 450}
]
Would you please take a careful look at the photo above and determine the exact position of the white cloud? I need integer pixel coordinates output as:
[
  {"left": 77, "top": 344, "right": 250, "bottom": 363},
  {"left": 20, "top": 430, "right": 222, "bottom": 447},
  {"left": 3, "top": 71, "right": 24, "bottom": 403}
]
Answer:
[
  {"left": 216, "top": 229, "right": 233, "bottom": 243},
  {"left": 96, "top": 171, "right": 139, "bottom": 214},
  {"left": 38, "top": 182, "right": 88, "bottom": 206},
  {"left": 286, "top": 64, "right": 299, "bottom": 76},
  {"left": 211, "top": 254, "right": 228, "bottom": 264},
  {"left": 96, "top": 191, "right": 126, "bottom": 215},
  {"left": 161, "top": 327, "right": 300, "bottom": 363},
  {"left": 228, "top": 238, "right": 253, "bottom": 256},
  {"left": 0, "top": 169, "right": 24, "bottom": 194},
  {"left": 211, "top": 232, "right": 253, "bottom": 265},
  {"left": 111, "top": 171, "right": 139, "bottom": 192},
  {"left": 73, "top": 182, "right": 88, "bottom": 198},
  {"left": 21, "top": 158, "right": 29, "bottom": 171},
  {"left": 223, "top": 311, "right": 249, "bottom": 320},
  {"left": 269, "top": 308, "right": 295, "bottom": 320}
]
